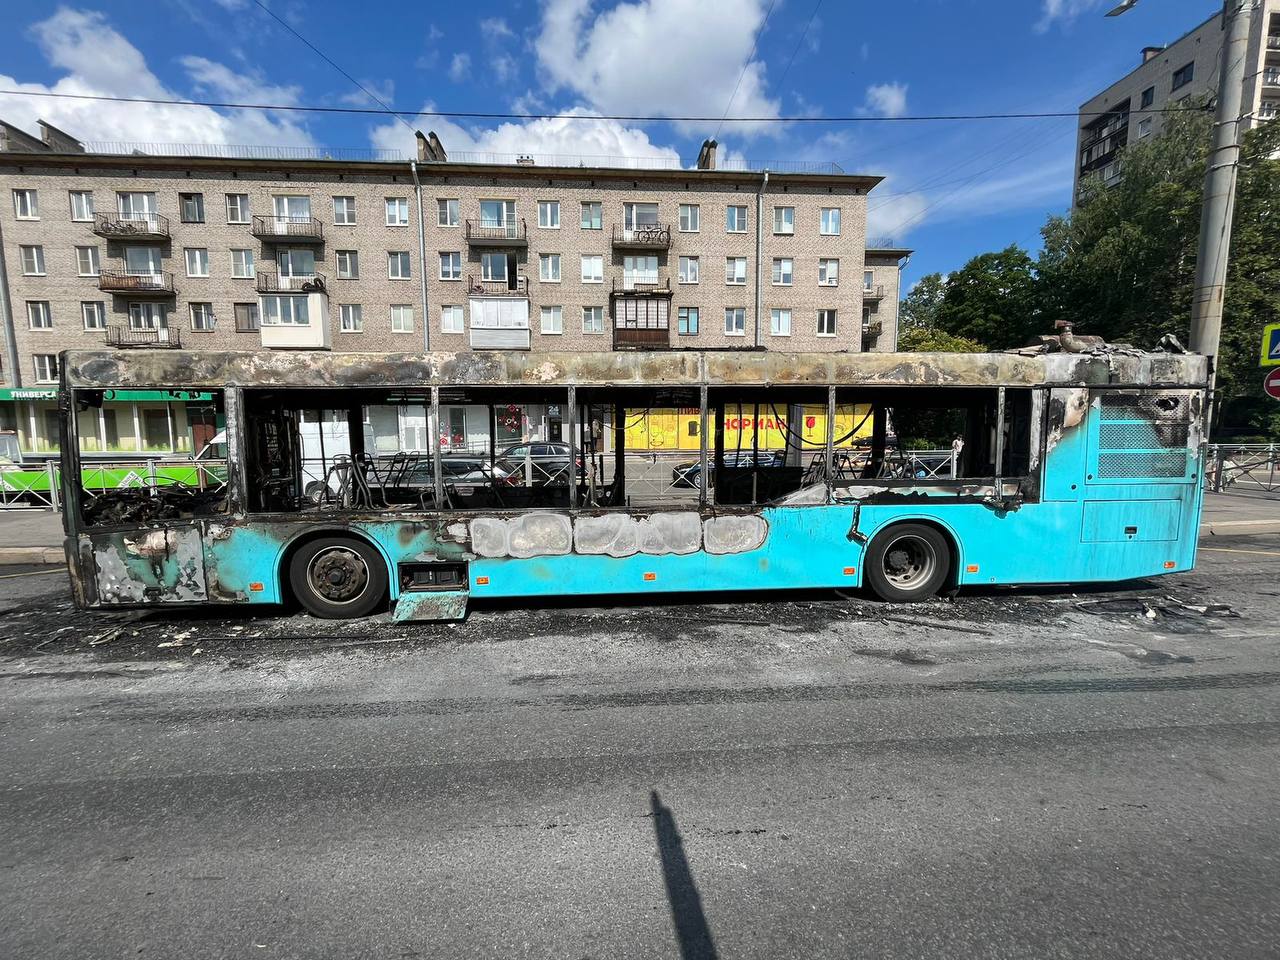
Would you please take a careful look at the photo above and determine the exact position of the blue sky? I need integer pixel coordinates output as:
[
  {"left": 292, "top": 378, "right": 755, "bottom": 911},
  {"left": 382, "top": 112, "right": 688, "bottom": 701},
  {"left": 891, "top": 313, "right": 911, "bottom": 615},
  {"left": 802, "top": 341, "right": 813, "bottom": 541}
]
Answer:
[{"left": 0, "top": 0, "right": 1216, "bottom": 291}]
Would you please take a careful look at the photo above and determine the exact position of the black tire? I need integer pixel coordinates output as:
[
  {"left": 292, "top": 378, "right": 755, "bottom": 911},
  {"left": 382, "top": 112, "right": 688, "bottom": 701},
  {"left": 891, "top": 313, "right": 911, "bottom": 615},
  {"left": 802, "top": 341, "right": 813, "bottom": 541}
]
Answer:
[
  {"left": 287, "top": 536, "right": 388, "bottom": 619},
  {"left": 863, "top": 523, "right": 951, "bottom": 603}
]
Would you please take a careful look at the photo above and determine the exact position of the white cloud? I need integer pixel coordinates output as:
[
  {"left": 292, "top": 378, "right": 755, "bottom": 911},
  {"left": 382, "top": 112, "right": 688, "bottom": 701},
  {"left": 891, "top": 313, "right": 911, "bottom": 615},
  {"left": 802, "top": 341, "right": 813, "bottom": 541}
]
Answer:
[
  {"left": 867, "top": 190, "right": 929, "bottom": 243},
  {"left": 449, "top": 53, "right": 471, "bottom": 82},
  {"left": 535, "top": 0, "right": 782, "bottom": 136},
  {"left": 370, "top": 104, "right": 682, "bottom": 168},
  {"left": 479, "top": 17, "right": 514, "bottom": 40},
  {"left": 1035, "top": 0, "right": 1104, "bottom": 33},
  {"left": 337, "top": 79, "right": 395, "bottom": 108},
  {"left": 0, "top": 8, "right": 313, "bottom": 148},
  {"left": 865, "top": 82, "right": 908, "bottom": 119}
]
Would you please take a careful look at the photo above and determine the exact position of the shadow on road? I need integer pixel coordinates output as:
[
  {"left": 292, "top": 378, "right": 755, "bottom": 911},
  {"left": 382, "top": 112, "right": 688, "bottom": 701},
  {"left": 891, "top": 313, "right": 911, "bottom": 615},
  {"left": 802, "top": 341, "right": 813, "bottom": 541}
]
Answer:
[{"left": 651, "top": 790, "right": 719, "bottom": 960}]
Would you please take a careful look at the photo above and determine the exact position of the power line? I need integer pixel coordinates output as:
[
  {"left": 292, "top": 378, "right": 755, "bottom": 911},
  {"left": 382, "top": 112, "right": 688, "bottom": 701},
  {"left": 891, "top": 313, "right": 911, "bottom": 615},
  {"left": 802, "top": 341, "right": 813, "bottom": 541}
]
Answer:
[
  {"left": 714, "top": 0, "right": 779, "bottom": 141},
  {"left": 774, "top": 0, "right": 824, "bottom": 95},
  {"left": 0, "top": 88, "right": 1212, "bottom": 124}
]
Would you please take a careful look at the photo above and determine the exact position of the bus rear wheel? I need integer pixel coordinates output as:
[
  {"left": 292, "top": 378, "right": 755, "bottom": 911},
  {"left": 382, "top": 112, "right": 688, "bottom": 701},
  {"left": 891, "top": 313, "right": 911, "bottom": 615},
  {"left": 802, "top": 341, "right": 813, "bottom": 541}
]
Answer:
[
  {"left": 864, "top": 523, "right": 951, "bottom": 603},
  {"left": 288, "top": 536, "right": 388, "bottom": 619}
]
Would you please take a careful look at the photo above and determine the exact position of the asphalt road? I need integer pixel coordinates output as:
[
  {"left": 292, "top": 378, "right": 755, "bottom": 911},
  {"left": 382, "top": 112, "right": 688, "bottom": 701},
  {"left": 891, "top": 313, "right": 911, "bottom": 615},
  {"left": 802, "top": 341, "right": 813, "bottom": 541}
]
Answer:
[{"left": 2, "top": 536, "right": 1279, "bottom": 959}]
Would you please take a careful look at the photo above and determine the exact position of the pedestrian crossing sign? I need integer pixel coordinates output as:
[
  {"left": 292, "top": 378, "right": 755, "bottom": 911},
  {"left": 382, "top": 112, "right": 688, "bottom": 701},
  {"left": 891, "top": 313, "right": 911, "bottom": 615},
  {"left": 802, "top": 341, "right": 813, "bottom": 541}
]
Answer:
[{"left": 1264, "top": 323, "right": 1280, "bottom": 367}]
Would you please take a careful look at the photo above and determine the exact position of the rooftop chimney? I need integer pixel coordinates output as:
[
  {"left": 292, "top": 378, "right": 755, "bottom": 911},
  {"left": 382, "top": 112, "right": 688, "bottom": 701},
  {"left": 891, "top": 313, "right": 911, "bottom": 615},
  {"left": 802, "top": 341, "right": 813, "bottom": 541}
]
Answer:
[
  {"left": 696, "top": 138, "right": 718, "bottom": 170},
  {"left": 415, "top": 130, "right": 448, "bottom": 162},
  {"left": 38, "top": 120, "right": 84, "bottom": 153},
  {"left": 0, "top": 121, "right": 50, "bottom": 154},
  {"left": 1141, "top": 45, "right": 1164, "bottom": 63}
]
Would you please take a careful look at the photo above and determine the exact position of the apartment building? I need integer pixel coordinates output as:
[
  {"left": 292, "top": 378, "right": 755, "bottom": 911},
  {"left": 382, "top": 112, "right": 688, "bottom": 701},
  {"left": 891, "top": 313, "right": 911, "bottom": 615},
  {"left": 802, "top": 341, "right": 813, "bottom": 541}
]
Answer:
[
  {"left": 0, "top": 120, "right": 895, "bottom": 458},
  {"left": 1074, "top": 2, "right": 1280, "bottom": 197}
]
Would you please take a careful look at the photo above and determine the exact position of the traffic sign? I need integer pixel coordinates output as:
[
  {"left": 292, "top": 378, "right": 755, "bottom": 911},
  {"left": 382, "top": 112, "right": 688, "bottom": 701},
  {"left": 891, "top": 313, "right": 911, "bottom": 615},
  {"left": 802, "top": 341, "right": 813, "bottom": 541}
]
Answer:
[
  {"left": 1265, "top": 369, "right": 1280, "bottom": 401},
  {"left": 1262, "top": 323, "right": 1280, "bottom": 367}
]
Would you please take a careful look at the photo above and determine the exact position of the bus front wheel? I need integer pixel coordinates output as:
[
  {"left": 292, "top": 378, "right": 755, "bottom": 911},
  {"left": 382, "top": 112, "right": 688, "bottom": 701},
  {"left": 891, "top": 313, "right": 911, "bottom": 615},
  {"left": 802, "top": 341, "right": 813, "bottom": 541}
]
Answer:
[
  {"left": 864, "top": 524, "right": 951, "bottom": 603},
  {"left": 288, "top": 536, "right": 388, "bottom": 619}
]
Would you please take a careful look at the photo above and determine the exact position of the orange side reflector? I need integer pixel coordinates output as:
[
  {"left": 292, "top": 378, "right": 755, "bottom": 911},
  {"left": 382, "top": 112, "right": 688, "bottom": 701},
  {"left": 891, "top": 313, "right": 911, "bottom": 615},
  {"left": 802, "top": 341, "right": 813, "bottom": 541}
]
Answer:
[
  {"left": 842, "top": 566, "right": 856, "bottom": 576},
  {"left": 965, "top": 564, "right": 979, "bottom": 574},
  {"left": 1163, "top": 561, "right": 1176, "bottom": 569},
  {"left": 643, "top": 572, "right": 657, "bottom": 581},
  {"left": 475, "top": 576, "right": 490, "bottom": 585},
  {"left": 248, "top": 582, "right": 264, "bottom": 592}
]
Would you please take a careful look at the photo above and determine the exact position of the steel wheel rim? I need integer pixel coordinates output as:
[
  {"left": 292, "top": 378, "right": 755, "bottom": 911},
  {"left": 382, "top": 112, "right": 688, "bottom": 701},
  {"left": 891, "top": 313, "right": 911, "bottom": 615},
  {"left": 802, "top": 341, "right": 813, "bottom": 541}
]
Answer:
[
  {"left": 306, "top": 547, "right": 370, "bottom": 605},
  {"left": 882, "top": 535, "right": 936, "bottom": 590}
]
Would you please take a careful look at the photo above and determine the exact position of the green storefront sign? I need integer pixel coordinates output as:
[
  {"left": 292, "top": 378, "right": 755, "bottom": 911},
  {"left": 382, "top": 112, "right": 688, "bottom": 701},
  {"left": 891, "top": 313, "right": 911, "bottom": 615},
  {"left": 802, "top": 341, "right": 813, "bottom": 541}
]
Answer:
[{"left": 0, "top": 389, "right": 214, "bottom": 402}]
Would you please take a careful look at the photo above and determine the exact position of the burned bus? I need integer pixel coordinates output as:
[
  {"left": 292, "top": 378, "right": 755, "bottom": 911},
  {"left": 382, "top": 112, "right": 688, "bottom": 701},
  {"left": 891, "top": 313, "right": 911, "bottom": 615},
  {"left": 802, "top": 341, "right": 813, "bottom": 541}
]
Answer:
[{"left": 58, "top": 345, "right": 1209, "bottom": 621}]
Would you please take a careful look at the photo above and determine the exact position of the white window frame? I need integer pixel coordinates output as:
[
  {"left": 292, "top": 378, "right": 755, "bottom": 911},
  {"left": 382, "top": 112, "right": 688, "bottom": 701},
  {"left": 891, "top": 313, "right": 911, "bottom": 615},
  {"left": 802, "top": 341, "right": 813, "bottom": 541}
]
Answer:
[
  {"left": 33, "top": 355, "right": 58, "bottom": 384},
  {"left": 817, "top": 309, "right": 838, "bottom": 337},
  {"left": 390, "top": 304, "right": 415, "bottom": 333},
  {"left": 388, "top": 251, "right": 412, "bottom": 280},
  {"left": 340, "top": 304, "right": 364, "bottom": 332},
  {"left": 622, "top": 254, "right": 658, "bottom": 289},
  {"left": 478, "top": 199, "right": 516, "bottom": 230},
  {"left": 19, "top": 245, "right": 45, "bottom": 276},
  {"left": 582, "top": 306, "right": 605, "bottom": 334},
  {"left": 13, "top": 189, "right": 38, "bottom": 220},
  {"left": 724, "top": 307, "right": 746, "bottom": 336},
  {"left": 260, "top": 295, "right": 310, "bottom": 327},
  {"left": 678, "top": 204, "right": 700, "bottom": 233},
  {"left": 770, "top": 308, "right": 792, "bottom": 337},
  {"left": 69, "top": 190, "right": 94, "bottom": 222},
  {"left": 75, "top": 245, "right": 100, "bottom": 277},
  {"left": 333, "top": 196, "right": 357, "bottom": 226},
  {"left": 538, "top": 201, "right": 560, "bottom": 229},
  {"left": 481, "top": 252, "right": 508, "bottom": 282},
  {"left": 336, "top": 250, "right": 360, "bottom": 279},
  {"left": 818, "top": 258, "right": 840, "bottom": 286},
  {"left": 230, "top": 248, "right": 255, "bottom": 279},
  {"left": 81, "top": 301, "right": 106, "bottom": 330},
  {"left": 225, "top": 193, "right": 250, "bottom": 224},
  {"left": 580, "top": 202, "right": 603, "bottom": 230},
  {"left": 725, "top": 257, "right": 747, "bottom": 285},
  {"left": 190, "top": 302, "right": 216, "bottom": 331},
  {"left": 581, "top": 255, "right": 604, "bottom": 284},
  {"left": 726, "top": 205, "right": 748, "bottom": 233},
  {"left": 623, "top": 202, "right": 659, "bottom": 231},
  {"left": 773, "top": 206, "right": 795, "bottom": 235},
  {"left": 820, "top": 207, "right": 841, "bottom": 236},
  {"left": 128, "top": 302, "right": 167, "bottom": 330},
  {"left": 439, "top": 251, "right": 462, "bottom": 280},
  {"left": 678, "top": 256, "right": 700, "bottom": 284},
  {"left": 540, "top": 305, "right": 563, "bottom": 335},
  {"left": 385, "top": 197, "right": 409, "bottom": 226},
  {"left": 539, "top": 253, "right": 561, "bottom": 282},
  {"left": 440, "top": 304, "right": 464, "bottom": 333},
  {"left": 27, "top": 301, "right": 52, "bottom": 330},
  {"left": 863, "top": 270, "right": 875, "bottom": 292},
  {"left": 772, "top": 258, "right": 793, "bottom": 286},
  {"left": 185, "top": 248, "right": 210, "bottom": 278},
  {"left": 437, "top": 198, "right": 460, "bottom": 227},
  {"left": 273, "top": 195, "right": 312, "bottom": 224}
]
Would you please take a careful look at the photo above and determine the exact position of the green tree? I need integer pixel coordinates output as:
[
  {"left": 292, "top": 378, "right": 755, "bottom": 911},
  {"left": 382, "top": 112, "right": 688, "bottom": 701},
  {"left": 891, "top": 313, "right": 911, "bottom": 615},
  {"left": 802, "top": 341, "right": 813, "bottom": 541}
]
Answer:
[
  {"left": 897, "top": 325, "right": 985, "bottom": 353},
  {"left": 934, "top": 245, "right": 1043, "bottom": 348},
  {"left": 899, "top": 272, "right": 946, "bottom": 331}
]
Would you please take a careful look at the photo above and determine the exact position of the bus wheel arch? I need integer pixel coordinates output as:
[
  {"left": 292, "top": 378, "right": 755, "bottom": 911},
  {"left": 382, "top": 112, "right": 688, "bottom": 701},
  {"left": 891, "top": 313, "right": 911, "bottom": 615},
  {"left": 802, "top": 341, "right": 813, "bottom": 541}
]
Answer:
[
  {"left": 862, "top": 519, "right": 958, "bottom": 603},
  {"left": 279, "top": 529, "right": 392, "bottom": 619}
]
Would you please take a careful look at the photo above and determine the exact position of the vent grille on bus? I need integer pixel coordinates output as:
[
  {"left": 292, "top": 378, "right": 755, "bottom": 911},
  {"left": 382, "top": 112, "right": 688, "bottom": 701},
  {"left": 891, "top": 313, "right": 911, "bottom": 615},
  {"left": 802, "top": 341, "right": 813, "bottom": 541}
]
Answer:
[{"left": 1095, "top": 393, "right": 1192, "bottom": 480}]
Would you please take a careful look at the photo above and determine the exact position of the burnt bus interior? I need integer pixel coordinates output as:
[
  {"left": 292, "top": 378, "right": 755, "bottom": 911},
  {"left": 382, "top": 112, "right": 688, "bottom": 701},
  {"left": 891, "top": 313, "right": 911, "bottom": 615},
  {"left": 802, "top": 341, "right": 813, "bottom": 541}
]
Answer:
[{"left": 69, "top": 384, "right": 1038, "bottom": 528}]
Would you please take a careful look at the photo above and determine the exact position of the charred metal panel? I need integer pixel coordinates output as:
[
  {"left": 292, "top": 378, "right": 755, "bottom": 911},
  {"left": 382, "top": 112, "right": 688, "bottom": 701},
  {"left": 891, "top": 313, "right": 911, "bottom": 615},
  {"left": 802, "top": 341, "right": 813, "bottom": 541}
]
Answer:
[
  {"left": 393, "top": 589, "right": 468, "bottom": 622},
  {"left": 89, "top": 525, "right": 207, "bottom": 604}
]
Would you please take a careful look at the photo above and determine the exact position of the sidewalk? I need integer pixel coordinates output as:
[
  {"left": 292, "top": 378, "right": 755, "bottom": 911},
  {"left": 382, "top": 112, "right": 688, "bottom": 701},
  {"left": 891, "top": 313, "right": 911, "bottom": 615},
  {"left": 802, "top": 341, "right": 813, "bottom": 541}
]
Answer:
[{"left": 1, "top": 491, "right": 1274, "bottom": 566}]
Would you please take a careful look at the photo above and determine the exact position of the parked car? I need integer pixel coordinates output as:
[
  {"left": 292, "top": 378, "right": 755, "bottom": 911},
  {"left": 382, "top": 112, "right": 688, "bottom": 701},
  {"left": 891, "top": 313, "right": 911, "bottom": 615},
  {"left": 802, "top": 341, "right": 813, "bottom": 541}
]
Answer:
[
  {"left": 671, "top": 450, "right": 785, "bottom": 487},
  {"left": 496, "top": 442, "right": 581, "bottom": 486}
]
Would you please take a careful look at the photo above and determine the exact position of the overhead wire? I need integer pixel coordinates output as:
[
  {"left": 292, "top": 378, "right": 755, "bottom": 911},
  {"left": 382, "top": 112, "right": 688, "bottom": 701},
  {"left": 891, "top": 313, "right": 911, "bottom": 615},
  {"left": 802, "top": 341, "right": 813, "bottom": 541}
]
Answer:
[{"left": 714, "top": 0, "right": 780, "bottom": 141}]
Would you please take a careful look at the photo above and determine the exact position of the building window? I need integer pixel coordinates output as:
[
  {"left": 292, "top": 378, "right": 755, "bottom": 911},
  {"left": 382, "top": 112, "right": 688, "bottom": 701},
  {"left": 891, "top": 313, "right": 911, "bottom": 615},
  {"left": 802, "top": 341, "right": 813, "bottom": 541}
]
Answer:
[
  {"left": 679, "top": 204, "right": 700, "bottom": 232},
  {"left": 478, "top": 199, "right": 516, "bottom": 229},
  {"left": 190, "top": 302, "right": 215, "bottom": 331},
  {"left": 230, "top": 248, "right": 255, "bottom": 279},
  {"left": 333, "top": 196, "right": 357, "bottom": 225},
  {"left": 13, "top": 189, "right": 38, "bottom": 220},
  {"left": 81, "top": 301, "right": 106, "bottom": 330},
  {"left": 679, "top": 256, "right": 700, "bottom": 284},
  {"left": 19, "top": 245, "right": 45, "bottom": 276},
  {"left": 179, "top": 192, "right": 205, "bottom": 223},
  {"left": 440, "top": 304, "right": 464, "bottom": 333},
  {"left": 185, "top": 248, "right": 209, "bottom": 278},
  {"left": 820, "top": 208, "right": 841, "bottom": 236},
  {"left": 261, "top": 296, "right": 309, "bottom": 326},
  {"left": 340, "top": 304, "right": 364, "bottom": 332},
  {"left": 818, "top": 308, "right": 837, "bottom": 337},
  {"left": 1140, "top": 86, "right": 1155, "bottom": 109},
  {"left": 540, "top": 305, "right": 563, "bottom": 334},
  {"left": 69, "top": 190, "right": 94, "bottom": 221},
  {"left": 129, "top": 302, "right": 166, "bottom": 330},
  {"left": 581, "top": 255, "right": 604, "bottom": 284},
  {"left": 33, "top": 355, "right": 58, "bottom": 384},
  {"left": 226, "top": 193, "right": 250, "bottom": 223},
  {"left": 1172, "top": 62, "right": 1194, "bottom": 91},
  {"left": 439, "top": 251, "right": 462, "bottom": 280},
  {"left": 863, "top": 270, "right": 874, "bottom": 291},
  {"left": 582, "top": 306, "right": 604, "bottom": 334},
  {"left": 623, "top": 255, "right": 658, "bottom": 288},
  {"left": 388, "top": 251, "right": 412, "bottom": 280},
  {"left": 481, "top": 252, "right": 508, "bottom": 282},
  {"left": 772, "top": 257, "right": 793, "bottom": 286},
  {"left": 538, "top": 201, "right": 560, "bottom": 228},
  {"left": 75, "top": 245, "right": 100, "bottom": 277},
  {"left": 678, "top": 306, "right": 699, "bottom": 336},
  {"left": 539, "top": 253, "right": 561, "bottom": 282},
  {"left": 726, "top": 204, "right": 748, "bottom": 233},
  {"left": 27, "top": 301, "right": 52, "bottom": 330},
  {"left": 273, "top": 195, "right": 312, "bottom": 223},
  {"left": 818, "top": 258, "right": 839, "bottom": 286},
  {"left": 580, "top": 202, "right": 602, "bottom": 230},
  {"left": 773, "top": 206, "right": 794, "bottom": 234},
  {"left": 234, "top": 302, "right": 260, "bottom": 331},
  {"left": 725, "top": 257, "right": 747, "bottom": 285},
  {"left": 336, "top": 250, "right": 360, "bottom": 279},
  {"left": 390, "top": 304, "right": 414, "bottom": 333},
  {"left": 437, "top": 198, "right": 459, "bottom": 226},
  {"left": 623, "top": 202, "right": 659, "bottom": 231},
  {"left": 385, "top": 197, "right": 409, "bottom": 226},
  {"left": 770, "top": 308, "right": 792, "bottom": 337},
  {"left": 724, "top": 307, "right": 746, "bottom": 336}
]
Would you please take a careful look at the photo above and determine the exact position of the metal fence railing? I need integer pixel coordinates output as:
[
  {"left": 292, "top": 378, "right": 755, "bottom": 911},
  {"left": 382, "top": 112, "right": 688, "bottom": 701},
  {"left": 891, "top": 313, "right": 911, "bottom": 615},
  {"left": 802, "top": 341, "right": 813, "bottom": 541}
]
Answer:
[
  {"left": 0, "top": 459, "right": 228, "bottom": 511},
  {"left": 1206, "top": 444, "right": 1280, "bottom": 495}
]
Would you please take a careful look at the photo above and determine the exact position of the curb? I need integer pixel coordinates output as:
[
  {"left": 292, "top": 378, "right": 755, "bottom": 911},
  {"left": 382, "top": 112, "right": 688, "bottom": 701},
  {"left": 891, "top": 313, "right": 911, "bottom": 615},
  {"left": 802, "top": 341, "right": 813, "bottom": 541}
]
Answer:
[
  {"left": 1199, "top": 519, "right": 1280, "bottom": 537},
  {"left": 0, "top": 547, "right": 65, "bottom": 565}
]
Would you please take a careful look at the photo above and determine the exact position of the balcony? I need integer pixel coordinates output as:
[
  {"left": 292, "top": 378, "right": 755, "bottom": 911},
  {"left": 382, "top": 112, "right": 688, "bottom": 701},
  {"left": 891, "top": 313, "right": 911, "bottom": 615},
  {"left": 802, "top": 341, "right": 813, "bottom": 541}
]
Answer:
[
  {"left": 469, "top": 326, "right": 531, "bottom": 350},
  {"left": 92, "top": 212, "right": 170, "bottom": 240},
  {"left": 1264, "top": 72, "right": 1280, "bottom": 89},
  {"left": 98, "top": 270, "right": 176, "bottom": 296},
  {"left": 863, "top": 284, "right": 885, "bottom": 300},
  {"left": 104, "top": 325, "right": 182, "bottom": 349},
  {"left": 467, "top": 274, "right": 529, "bottom": 296},
  {"left": 862, "top": 320, "right": 883, "bottom": 339},
  {"left": 256, "top": 271, "right": 328, "bottom": 294},
  {"left": 465, "top": 218, "right": 527, "bottom": 246},
  {"left": 1268, "top": 35, "right": 1280, "bottom": 50},
  {"left": 613, "top": 325, "right": 671, "bottom": 349},
  {"left": 611, "top": 278, "right": 673, "bottom": 296},
  {"left": 251, "top": 215, "right": 324, "bottom": 242},
  {"left": 611, "top": 223, "right": 672, "bottom": 250}
]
